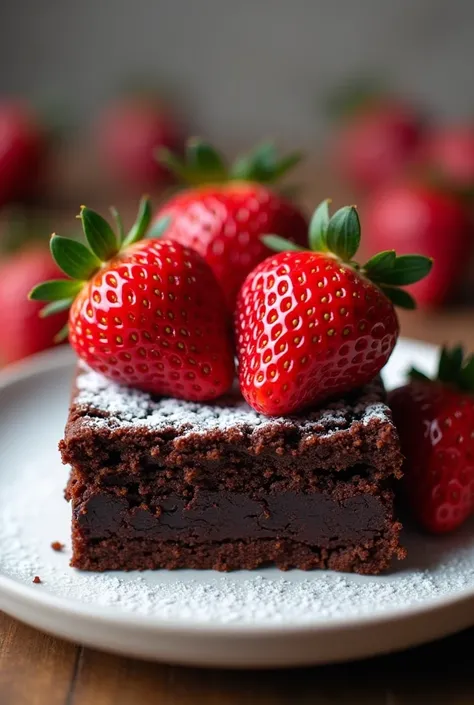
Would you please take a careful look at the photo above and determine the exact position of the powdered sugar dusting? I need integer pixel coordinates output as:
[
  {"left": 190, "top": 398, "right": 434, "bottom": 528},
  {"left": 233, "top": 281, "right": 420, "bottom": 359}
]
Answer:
[
  {"left": 2, "top": 459, "right": 474, "bottom": 626},
  {"left": 74, "top": 363, "right": 390, "bottom": 439}
]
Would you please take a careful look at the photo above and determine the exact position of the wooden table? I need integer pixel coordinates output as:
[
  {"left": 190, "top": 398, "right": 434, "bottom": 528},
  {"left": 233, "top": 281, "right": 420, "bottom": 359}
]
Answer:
[
  {"left": 1, "top": 309, "right": 474, "bottom": 704},
  {"left": 2, "top": 615, "right": 474, "bottom": 703}
]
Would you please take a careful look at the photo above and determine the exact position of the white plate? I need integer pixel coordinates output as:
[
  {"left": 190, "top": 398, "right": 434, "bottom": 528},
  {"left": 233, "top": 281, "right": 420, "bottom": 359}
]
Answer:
[{"left": 1, "top": 340, "right": 474, "bottom": 669}]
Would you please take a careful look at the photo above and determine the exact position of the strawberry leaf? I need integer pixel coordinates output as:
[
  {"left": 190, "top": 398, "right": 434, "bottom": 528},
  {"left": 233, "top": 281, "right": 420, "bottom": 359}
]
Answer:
[
  {"left": 459, "top": 355, "right": 474, "bottom": 392},
  {"left": 110, "top": 206, "right": 125, "bottom": 245},
  {"left": 261, "top": 235, "right": 305, "bottom": 253},
  {"left": 410, "top": 345, "right": 474, "bottom": 393},
  {"left": 156, "top": 147, "right": 191, "bottom": 182},
  {"left": 309, "top": 199, "right": 331, "bottom": 251},
  {"left": 231, "top": 142, "right": 301, "bottom": 184},
  {"left": 363, "top": 250, "right": 396, "bottom": 278},
  {"left": 158, "top": 137, "right": 301, "bottom": 187},
  {"left": 80, "top": 207, "right": 118, "bottom": 261},
  {"left": 29, "top": 278, "right": 83, "bottom": 302},
  {"left": 375, "top": 255, "right": 433, "bottom": 286},
  {"left": 54, "top": 323, "right": 69, "bottom": 343},
  {"left": 50, "top": 235, "right": 101, "bottom": 280},
  {"left": 231, "top": 142, "right": 277, "bottom": 182},
  {"left": 408, "top": 367, "right": 431, "bottom": 382},
  {"left": 39, "top": 298, "right": 74, "bottom": 318},
  {"left": 451, "top": 345, "right": 464, "bottom": 371},
  {"left": 122, "top": 196, "right": 152, "bottom": 247},
  {"left": 147, "top": 215, "right": 171, "bottom": 239},
  {"left": 380, "top": 285, "right": 416, "bottom": 310},
  {"left": 270, "top": 152, "right": 303, "bottom": 182},
  {"left": 186, "top": 138, "right": 227, "bottom": 182},
  {"left": 326, "top": 206, "right": 360, "bottom": 261},
  {"left": 438, "top": 344, "right": 464, "bottom": 383}
]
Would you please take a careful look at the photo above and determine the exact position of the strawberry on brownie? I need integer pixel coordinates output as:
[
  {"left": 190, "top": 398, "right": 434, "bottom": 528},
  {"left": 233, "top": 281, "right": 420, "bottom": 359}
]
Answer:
[
  {"left": 31, "top": 189, "right": 432, "bottom": 574},
  {"left": 235, "top": 200, "right": 431, "bottom": 415},
  {"left": 30, "top": 197, "right": 235, "bottom": 401}
]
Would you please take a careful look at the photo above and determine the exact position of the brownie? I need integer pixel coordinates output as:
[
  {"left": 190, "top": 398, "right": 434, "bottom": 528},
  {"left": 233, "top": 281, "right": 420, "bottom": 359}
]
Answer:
[{"left": 60, "top": 363, "right": 406, "bottom": 574}]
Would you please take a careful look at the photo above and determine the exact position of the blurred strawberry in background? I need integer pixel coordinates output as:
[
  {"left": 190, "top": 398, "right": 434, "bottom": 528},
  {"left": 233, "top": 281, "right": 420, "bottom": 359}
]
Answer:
[
  {"left": 362, "top": 181, "right": 471, "bottom": 307},
  {"left": 416, "top": 125, "right": 474, "bottom": 304},
  {"left": 419, "top": 125, "right": 474, "bottom": 193},
  {"left": 0, "top": 247, "right": 68, "bottom": 365},
  {"left": 0, "top": 101, "right": 46, "bottom": 207},
  {"left": 327, "top": 78, "right": 425, "bottom": 194},
  {"left": 96, "top": 89, "right": 185, "bottom": 193}
]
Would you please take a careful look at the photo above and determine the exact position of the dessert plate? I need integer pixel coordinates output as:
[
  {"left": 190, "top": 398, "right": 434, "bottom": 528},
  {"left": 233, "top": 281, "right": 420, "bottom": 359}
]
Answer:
[{"left": 1, "top": 339, "right": 474, "bottom": 668}]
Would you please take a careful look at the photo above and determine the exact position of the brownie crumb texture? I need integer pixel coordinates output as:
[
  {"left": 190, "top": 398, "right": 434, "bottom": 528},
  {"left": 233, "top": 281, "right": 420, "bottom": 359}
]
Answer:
[
  {"left": 51, "top": 541, "right": 65, "bottom": 552},
  {"left": 71, "top": 362, "right": 392, "bottom": 441}
]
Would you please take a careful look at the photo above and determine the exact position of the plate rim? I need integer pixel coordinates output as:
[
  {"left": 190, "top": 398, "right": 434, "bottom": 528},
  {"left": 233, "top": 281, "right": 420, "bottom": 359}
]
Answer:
[{"left": 2, "top": 340, "right": 474, "bottom": 639}]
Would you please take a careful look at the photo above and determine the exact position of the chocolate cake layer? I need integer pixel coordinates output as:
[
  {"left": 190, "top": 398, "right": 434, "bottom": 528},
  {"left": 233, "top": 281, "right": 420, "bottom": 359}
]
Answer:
[
  {"left": 62, "top": 364, "right": 406, "bottom": 574},
  {"left": 70, "top": 534, "right": 405, "bottom": 574},
  {"left": 70, "top": 479, "right": 392, "bottom": 546}
]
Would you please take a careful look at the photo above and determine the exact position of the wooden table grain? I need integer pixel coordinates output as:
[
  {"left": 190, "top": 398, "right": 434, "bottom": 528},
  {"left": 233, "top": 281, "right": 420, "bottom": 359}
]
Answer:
[
  {"left": 1, "top": 309, "right": 474, "bottom": 704},
  {"left": 2, "top": 614, "right": 474, "bottom": 704}
]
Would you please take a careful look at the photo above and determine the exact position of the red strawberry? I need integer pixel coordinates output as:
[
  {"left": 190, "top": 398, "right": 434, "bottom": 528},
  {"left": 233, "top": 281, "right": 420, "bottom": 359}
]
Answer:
[
  {"left": 0, "top": 247, "right": 68, "bottom": 365},
  {"left": 363, "top": 182, "right": 471, "bottom": 307},
  {"left": 420, "top": 125, "right": 474, "bottom": 191},
  {"left": 97, "top": 96, "right": 184, "bottom": 191},
  {"left": 0, "top": 101, "right": 45, "bottom": 207},
  {"left": 235, "top": 200, "right": 432, "bottom": 416},
  {"left": 151, "top": 139, "right": 308, "bottom": 309},
  {"left": 331, "top": 99, "right": 423, "bottom": 193},
  {"left": 389, "top": 346, "right": 474, "bottom": 533},
  {"left": 30, "top": 198, "right": 234, "bottom": 401}
]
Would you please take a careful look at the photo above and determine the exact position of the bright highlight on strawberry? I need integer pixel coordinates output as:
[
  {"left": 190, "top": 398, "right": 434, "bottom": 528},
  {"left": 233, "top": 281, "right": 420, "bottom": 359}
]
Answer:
[
  {"left": 235, "top": 200, "right": 433, "bottom": 416},
  {"left": 29, "top": 197, "right": 235, "bottom": 402}
]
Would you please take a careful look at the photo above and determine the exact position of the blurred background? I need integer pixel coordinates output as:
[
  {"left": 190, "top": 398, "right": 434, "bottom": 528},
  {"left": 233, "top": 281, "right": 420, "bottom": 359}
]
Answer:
[
  {"left": 3, "top": 0, "right": 474, "bottom": 148},
  {"left": 0, "top": 0, "right": 473, "bottom": 366}
]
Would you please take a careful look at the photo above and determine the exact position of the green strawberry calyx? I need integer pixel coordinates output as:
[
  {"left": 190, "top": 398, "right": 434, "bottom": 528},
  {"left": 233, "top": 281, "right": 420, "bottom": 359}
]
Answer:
[
  {"left": 410, "top": 345, "right": 474, "bottom": 393},
  {"left": 262, "top": 199, "right": 433, "bottom": 310},
  {"left": 157, "top": 137, "right": 303, "bottom": 187},
  {"left": 28, "top": 196, "right": 169, "bottom": 342}
]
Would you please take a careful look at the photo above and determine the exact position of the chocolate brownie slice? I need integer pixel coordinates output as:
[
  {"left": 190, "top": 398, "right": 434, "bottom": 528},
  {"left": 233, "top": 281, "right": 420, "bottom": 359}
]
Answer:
[{"left": 61, "top": 363, "right": 406, "bottom": 574}]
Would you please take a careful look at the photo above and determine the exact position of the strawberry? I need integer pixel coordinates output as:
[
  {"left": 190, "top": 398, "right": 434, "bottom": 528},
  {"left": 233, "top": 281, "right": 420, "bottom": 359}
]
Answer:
[
  {"left": 151, "top": 139, "right": 308, "bottom": 309},
  {"left": 363, "top": 182, "right": 471, "bottom": 307},
  {"left": 30, "top": 198, "right": 234, "bottom": 402},
  {"left": 389, "top": 346, "right": 474, "bottom": 534},
  {"left": 0, "top": 101, "right": 45, "bottom": 207},
  {"left": 420, "top": 125, "right": 474, "bottom": 192},
  {"left": 0, "top": 247, "right": 68, "bottom": 365},
  {"left": 330, "top": 91, "right": 423, "bottom": 193},
  {"left": 97, "top": 96, "right": 184, "bottom": 191},
  {"left": 235, "top": 200, "right": 432, "bottom": 416}
]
